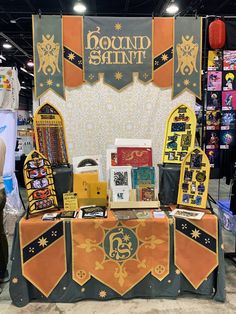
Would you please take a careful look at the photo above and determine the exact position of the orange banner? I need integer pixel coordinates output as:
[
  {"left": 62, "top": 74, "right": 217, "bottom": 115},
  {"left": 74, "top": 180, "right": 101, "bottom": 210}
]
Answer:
[
  {"left": 153, "top": 17, "right": 173, "bottom": 88},
  {"left": 174, "top": 214, "right": 218, "bottom": 289},
  {"left": 72, "top": 212, "right": 169, "bottom": 295},
  {"left": 63, "top": 16, "right": 83, "bottom": 88},
  {"left": 20, "top": 216, "right": 66, "bottom": 297}
]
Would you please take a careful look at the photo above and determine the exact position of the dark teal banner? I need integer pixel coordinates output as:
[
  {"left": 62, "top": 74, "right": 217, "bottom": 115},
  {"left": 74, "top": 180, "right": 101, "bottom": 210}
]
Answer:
[
  {"left": 33, "top": 15, "right": 65, "bottom": 99},
  {"left": 173, "top": 17, "right": 202, "bottom": 99}
]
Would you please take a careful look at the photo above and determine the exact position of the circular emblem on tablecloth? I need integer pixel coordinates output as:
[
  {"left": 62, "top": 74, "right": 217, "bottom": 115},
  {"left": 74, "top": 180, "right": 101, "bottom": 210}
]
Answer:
[{"left": 104, "top": 227, "right": 138, "bottom": 261}]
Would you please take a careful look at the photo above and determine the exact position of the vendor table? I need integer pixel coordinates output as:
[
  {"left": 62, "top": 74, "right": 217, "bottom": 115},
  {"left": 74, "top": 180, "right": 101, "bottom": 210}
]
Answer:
[{"left": 9, "top": 211, "right": 225, "bottom": 307}]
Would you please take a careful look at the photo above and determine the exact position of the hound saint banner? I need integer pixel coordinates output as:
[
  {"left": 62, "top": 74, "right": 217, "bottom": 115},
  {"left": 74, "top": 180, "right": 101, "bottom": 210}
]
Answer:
[
  {"left": 172, "top": 17, "right": 202, "bottom": 99},
  {"left": 84, "top": 17, "right": 152, "bottom": 90},
  {"left": 33, "top": 15, "right": 65, "bottom": 99}
]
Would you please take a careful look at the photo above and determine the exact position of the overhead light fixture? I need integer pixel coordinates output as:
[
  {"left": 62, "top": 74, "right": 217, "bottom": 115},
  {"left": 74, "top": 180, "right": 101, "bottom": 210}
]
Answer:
[
  {"left": 0, "top": 54, "right": 6, "bottom": 61},
  {"left": 73, "top": 2, "right": 86, "bottom": 13},
  {"left": 20, "top": 67, "right": 34, "bottom": 77},
  {"left": 22, "top": 81, "right": 25, "bottom": 84},
  {"left": 10, "top": 19, "right": 17, "bottom": 24},
  {"left": 3, "top": 42, "right": 12, "bottom": 49},
  {"left": 20, "top": 67, "right": 27, "bottom": 73},
  {"left": 166, "top": 1, "right": 179, "bottom": 15},
  {"left": 21, "top": 86, "right": 27, "bottom": 89},
  {"left": 27, "top": 60, "right": 34, "bottom": 67}
]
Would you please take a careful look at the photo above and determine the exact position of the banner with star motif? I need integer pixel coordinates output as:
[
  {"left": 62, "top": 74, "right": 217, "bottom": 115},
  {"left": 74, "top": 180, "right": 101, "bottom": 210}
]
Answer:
[
  {"left": 32, "top": 15, "right": 65, "bottom": 99},
  {"left": 63, "top": 16, "right": 83, "bottom": 88},
  {"left": 71, "top": 211, "right": 169, "bottom": 295},
  {"left": 174, "top": 215, "right": 218, "bottom": 289},
  {"left": 153, "top": 17, "right": 173, "bottom": 88},
  {"left": 19, "top": 217, "right": 66, "bottom": 297},
  {"left": 172, "top": 17, "right": 202, "bottom": 99},
  {"left": 84, "top": 17, "right": 152, "bottom": 90}
]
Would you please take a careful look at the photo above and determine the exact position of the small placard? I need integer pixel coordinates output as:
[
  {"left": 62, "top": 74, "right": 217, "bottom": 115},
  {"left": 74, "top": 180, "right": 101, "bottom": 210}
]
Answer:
[{"left": 63, "top": 192, "right": 78, "bottom": 211}]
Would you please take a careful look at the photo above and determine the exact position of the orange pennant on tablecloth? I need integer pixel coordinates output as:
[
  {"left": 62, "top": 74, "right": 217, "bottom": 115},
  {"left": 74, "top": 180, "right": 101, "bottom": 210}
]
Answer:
[
  {"left": 71, "top": 211, "right": 169, "bottom": 295},
  {"left": 20, "top": 216, "right": 66, "bottom": 297},
  {"left": 174, "top": 215, "right": 218, "bottom": 289},
  {"left": 63, "top": 16, "right": 83, "bottom": 88},
  {"left": 153, "top": 17, "right": 173, "bottom": 88}
]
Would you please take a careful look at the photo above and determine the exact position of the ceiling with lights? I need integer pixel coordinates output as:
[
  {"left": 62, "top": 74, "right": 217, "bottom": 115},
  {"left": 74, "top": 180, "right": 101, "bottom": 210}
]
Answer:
[{"left": 0, "top": 0, "right": 235, "bottom": 98}]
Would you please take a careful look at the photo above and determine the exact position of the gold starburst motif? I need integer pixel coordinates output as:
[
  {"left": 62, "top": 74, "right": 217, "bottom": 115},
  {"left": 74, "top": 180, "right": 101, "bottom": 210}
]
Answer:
[
  {"left": 114, "top": 72, "right": 123, "bottom": 80},
  {"left": 99, "top": 290, "right": 107, "bottom": 298},
  {"left": 115, "top": 23, "right": 122, "bottom": 30},
  {"left": 191, "top": 228, "right": 201, "bottom": 239},
  {"left": 123, "top": 234, "right": 130, "bottom": 242},
  {"left": 143, "top": 73, "right": 149, "bottom": 79},
  {"left": 88, "top": 73, "right": 94, "bottom": 80},
  {"left": 161, "top": 53, "right": 168, "bottom": 61},
  {"left": 183, "top": 79, "right": 190, "bottom": 86},
  {"left": 46, "top": 79, "right": 53, "bottom": 86},
  {"left": 68, "top": 52, "right": 75, "bottom": 61},
  {"left": 12, "top": 277, "right": 18, "bottom": 284},
  {"left": 38, "top": 236, "right": 48, "bottom": 247}
]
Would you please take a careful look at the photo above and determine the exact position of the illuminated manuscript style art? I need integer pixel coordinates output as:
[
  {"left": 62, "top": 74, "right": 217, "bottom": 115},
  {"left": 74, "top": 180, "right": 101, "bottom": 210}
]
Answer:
[
  {"left": 84, "top": 16, "right": 152, "bottom": 90},
  {"left": 173, "top": 17, "right": 202, "bottom": 99},
  {"left": 177, "top": 147, "right": 210, "bottom": 209},
  {"left": 34, "top": 103, "right": 69, "bottom": 166},
  {"left": 162, "top": 104, "right": 196, "bottom": 164},
  {"left": 32, "top": 15, "right": 64, "bottom": 99},
  {"left": 23, "top": 150, "right": 58, "bottom": 215}
]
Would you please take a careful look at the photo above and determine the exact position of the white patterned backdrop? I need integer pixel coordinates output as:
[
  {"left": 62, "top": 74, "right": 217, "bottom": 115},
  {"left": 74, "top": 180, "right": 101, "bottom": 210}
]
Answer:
[{"left": 36, "top": 74, "right": 195, "bottom": 178}]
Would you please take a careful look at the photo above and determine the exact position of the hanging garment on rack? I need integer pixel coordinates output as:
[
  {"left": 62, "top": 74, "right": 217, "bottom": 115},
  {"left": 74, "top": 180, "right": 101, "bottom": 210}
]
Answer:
[{"left": 0, "top": 67, "right": 21, "bottom": 110}]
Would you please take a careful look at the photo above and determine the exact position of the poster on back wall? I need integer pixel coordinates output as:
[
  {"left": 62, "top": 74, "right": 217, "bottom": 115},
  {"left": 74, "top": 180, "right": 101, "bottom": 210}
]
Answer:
[{"left": 84, "top": 16, "right": 152, "bottom": 90}]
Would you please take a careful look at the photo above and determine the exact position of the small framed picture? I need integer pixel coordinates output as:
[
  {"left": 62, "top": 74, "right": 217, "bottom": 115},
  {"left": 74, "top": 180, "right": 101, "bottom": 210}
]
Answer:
[
  {"left": 106, "top": 147, "right": 117, "bottom": 181},
  {"left": 110, "top": 166, "right": 132, "bottom": 190},
  {"left": 112, "top": 187, "right": 130, "bottom": 202}
]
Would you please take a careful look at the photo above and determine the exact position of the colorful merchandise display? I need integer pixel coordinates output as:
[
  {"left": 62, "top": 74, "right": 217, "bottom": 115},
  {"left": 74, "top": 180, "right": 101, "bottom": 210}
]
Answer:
[
  {"left": 23, "top": 150, "right": 58, "bottom": 215},
  {"left": 162, "top": 104, "right": 196, "bottom": 164},
  {"left": 177, "top": 147, "right": 210, "bottom": 209},
  {"left": 34, "top": 102, "right": 69, "bottom": 166}
]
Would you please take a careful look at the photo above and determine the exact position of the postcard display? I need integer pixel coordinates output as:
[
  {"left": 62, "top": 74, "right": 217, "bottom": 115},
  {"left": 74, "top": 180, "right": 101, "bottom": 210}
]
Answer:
[
  {"left": 206, "top": 50, "right": 236, "bottom": 169},
  {"left": 23, "top": 150, "right": 58, "bottom": 216},
  {"left": 34, "top": 102, "right": 69, "bottom": 167},
  {"left": 177, "top": 147, "right": 210, "bottom": 209}
]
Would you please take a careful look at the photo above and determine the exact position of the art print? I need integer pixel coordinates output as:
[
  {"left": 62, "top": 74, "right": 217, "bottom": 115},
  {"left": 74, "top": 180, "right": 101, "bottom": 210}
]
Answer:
[
  {"left": 205, "top": 131, "right": 220, "bottom": 149},
  {"left": 208, "top": 50, "right": 222, "bottom": 71},
  {"left": 222, "top": 91, "right": 236, "bottom": 110},
  {"left": 207, "top": 91, "right": 221, "bottom": 110},
  {"left": 110, "top": 166, "right": 132, "bottom": 189},
  {"left": 223, "top": 50, "right": 236, "bottom": 70},
  {"left": 223, "top": 71, "right": 236, "bottom": 91},
  {"left": 207, "top": 71, "right": 222, "bottom": 91}
]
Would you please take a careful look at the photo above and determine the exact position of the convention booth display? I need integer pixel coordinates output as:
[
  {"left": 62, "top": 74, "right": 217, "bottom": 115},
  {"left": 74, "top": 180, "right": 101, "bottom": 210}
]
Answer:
[
  {"left": 8, "top": 15, "right": 228, "bottom": 307},
  {"left": 9, "top": 103, "right": 225, "bottom": 306}
]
